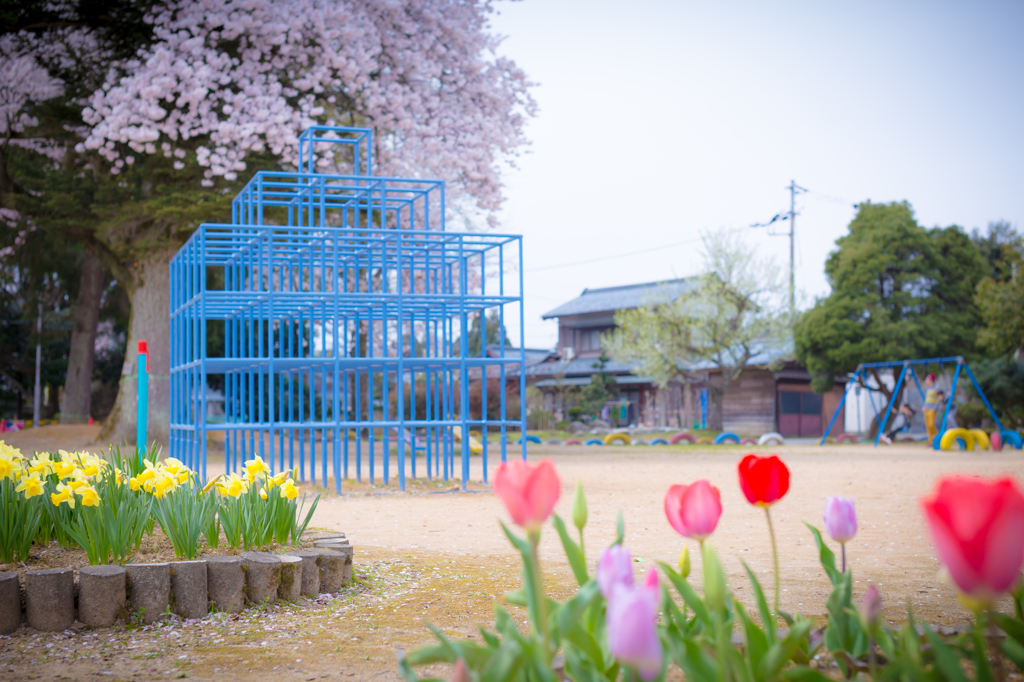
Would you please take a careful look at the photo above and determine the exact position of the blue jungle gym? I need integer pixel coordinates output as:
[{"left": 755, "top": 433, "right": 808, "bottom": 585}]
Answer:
[
  {"left": 169, "top": 126, "right": 527, "bottom": 491},
  {"left": 820, "top": 356, "right": 1022, "bottom": 449}
]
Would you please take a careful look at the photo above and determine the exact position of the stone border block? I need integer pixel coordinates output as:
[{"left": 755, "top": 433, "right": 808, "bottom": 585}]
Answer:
[
  {"left": 289, "top": 551, "right": 322, "bottom": 595},
  {"left": 277, "top": 556, "right": 302, "bottom": 601},
  {"left": 0, "top": 571, "right": 21, "bottom": 634},
  {"left": 25, "top": 568, "right": 74, "bottom": 631},
  {"left": 240, "top": 552, "right": 281, "bottom": 605},
  {"left": 170, "top": 560, "right": 208, "bottom": 620},
  {"left": 78, "top": 565, "right": 126, "bottom": 628},
  {"left": 126, "top": 563, "right": 171, "bottom": 625},
  {"left": 206, "top": 556, "right": 244, "bottom": 614},
  {"left": 317, "top": 549, "right": 347, "bottom": 593}
]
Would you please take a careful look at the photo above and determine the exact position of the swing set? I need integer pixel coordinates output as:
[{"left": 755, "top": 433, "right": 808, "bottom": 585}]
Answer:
[{"left": 819, "top": 356, "right": 1023, "bottom": 449}]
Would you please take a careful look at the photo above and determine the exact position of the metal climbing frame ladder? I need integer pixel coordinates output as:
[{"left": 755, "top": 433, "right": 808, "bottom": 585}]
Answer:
[{"left": 169, "top": 126, "right": 528, "bottom": 491}]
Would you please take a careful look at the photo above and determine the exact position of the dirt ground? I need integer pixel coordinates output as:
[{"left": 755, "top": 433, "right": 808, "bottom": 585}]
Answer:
[{"left": 2, "top": 425, "right": 1023, "bottom": 681}]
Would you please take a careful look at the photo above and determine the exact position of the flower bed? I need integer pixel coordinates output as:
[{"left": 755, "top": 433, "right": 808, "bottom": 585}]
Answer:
[
  {"left": 0, "top": 442, "right": 320, "bottom": 566},
  {"left": 400, "top": 455, "right": 1024, "bottom": 681}
]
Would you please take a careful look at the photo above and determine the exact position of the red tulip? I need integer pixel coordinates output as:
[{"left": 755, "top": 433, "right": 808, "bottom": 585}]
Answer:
[
  {"left": 493, "top": 458, "right": 561, "bottom": 531},
  {"left": 664, "top": 480, "right": 722, "bottom": 541},
  {"left": 738, "top": 454, "right": 790, "bottom": 507},
  {"left": 920, "top": 475, "right": 1024, "bottom": 601}
]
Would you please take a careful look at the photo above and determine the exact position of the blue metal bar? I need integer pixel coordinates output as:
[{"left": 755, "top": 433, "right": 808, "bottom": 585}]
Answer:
[
  {"left": 170, "top": 127, "right": 525, "bottom": 488},
  {"left": 938, "top": 360, "right": 963, "bottom": 439},
  {"left": 873, "top": 363, "right": 908, "bottom": 447},
  {"left": 962, "top": 362, "right": 1005, "bottom": 432},
  {"left": 819, "top": 375, "right": 853, "bottom": 446}
]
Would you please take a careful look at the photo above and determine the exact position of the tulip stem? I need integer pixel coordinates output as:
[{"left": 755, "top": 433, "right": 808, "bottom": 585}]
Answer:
[
  {"left": 841, "top": 544, "right": 846, "bottom": 574},
  {"left": 764, "top": 506, "right": 781, "bottom": 618},
  {"left": 986, "top": 610, "right": 1005, "bottom": 682}
]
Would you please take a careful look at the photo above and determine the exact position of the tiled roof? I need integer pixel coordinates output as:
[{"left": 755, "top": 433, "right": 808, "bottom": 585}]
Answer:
[{"left": 541, "top": 278, "right": 697, "bottom": 319}]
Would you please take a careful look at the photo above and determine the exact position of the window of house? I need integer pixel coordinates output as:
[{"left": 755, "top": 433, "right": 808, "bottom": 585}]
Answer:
[{"left": 578, "top": 328, "right": 605, "bottom": 352}]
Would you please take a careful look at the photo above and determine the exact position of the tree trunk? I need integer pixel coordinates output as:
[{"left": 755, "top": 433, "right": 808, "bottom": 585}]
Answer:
[
  {"left": 98, "top": 250, "right": 173, "bottom": 449},
  {"left": 60, "top": 251, "right": 104, "bottom": 424},
  {"left": 707, "top": 379, "right": 725, "bottom": 431}
]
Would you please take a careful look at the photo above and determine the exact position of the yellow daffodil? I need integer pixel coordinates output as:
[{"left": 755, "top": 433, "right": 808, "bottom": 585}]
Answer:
[
  {"left": 244, "top": 455, "right": 269, "bottom": 481},
  {"left": 54, "top": 460, "right": 76, "bottom": 478},
  {"left": 259, "top": 487, "right": 268, "bottom": 500},
  {"left": 162, "top": 457, "right": 189, "bottom": 476},
  {"left": 51, "top": 483, "right": 76, "bottom": 509},
  {"left": 0, "top": 442, "right": 24, "bottom": 481},
  {"left": 79, "top": 486, "right": 100, "bottom": 507},
  {"left": 282, "top": 478, "right": 299, "bottom": 500},
  {"left": 267, "top": 469, "right": 291, "bottom": 489},
  {"left": 218, "top": 473, "right": 248, "bottom": 498},
  {"left": 202, "top": 475, "right": 222, "bottom": 495},
  {"left": 152, "top": 472, "right": 177, "bottom": 499},
  {"left": 15, "top": 472, "right": 44, "bottom": 498},
  {"left": 0, "top": 441, "right": 23, "bottom": 459},
  {"left": 66, "top": 477, "right": 87, "bottom": 491},
  {"left": 129, "top": 476, "right": 141, "bottom": 492},
  {"left": 79, "top": 462, "right": 100, "bottom": 478},
  {"left": 27, "top": 454, "right": 54, "bottom": 477}
]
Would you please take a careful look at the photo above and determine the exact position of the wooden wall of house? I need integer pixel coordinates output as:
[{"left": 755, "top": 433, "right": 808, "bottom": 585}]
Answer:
[{"left": 722, "top": 369, "right": 776, "bottom": 435}]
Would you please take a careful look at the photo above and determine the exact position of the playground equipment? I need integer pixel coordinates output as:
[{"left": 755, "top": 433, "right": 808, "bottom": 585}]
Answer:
[
  {"left": 603, "top": 432, "right": 631, "bottom": 446},
  {"left": 169, "top": 126, "right": 526, "bottom": 491},
  {"left": 819, "top": 356, "right": 1019, "bottom": 449},
  {"left": 669, "top": 432, "right": 696, "bottom": 445},
  {"left": 757, "top": 433, "right": 785, "bottom": 446},
  {"left": 585, "top": 439, "right": 603, "bottom": 446},
  {"left": 713, "top": 432, "right": 740, "bottom": 445}
]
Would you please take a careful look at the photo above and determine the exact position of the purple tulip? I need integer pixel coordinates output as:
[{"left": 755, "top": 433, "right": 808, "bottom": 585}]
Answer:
[
  {"left": 824, "top": 496, "right": 857, "bottom": 572},
  {"left": 824, "top": 496, "right": 858, "bottom": 544},
  {"left": 606, "top": 567, "right": 663, "bottom": 681},
  {"left": 860, "top": 584, "right": 882, "bottom": 629},
  {"left": 597, "top": 544, "right": 635, "bottom": 598}
]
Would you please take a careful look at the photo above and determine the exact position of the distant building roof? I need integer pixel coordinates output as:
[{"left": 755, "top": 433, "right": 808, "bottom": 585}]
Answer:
[{"left": 541, "top": 278, "right": 697, "bottom": 320}]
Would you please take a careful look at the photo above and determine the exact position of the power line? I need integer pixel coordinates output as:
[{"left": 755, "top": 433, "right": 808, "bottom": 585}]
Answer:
[{"left": 524, "top": 225, "right": 756, "bottom": 273}]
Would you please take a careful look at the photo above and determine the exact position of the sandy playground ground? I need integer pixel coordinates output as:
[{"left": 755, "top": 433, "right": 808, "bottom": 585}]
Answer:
[{"left": 1, "top": 425, "right": 1022, "bottom": 681}]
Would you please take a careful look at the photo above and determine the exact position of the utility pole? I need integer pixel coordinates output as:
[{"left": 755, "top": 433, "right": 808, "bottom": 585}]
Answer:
[
  {"left": 753, "top": 180, "right": 805, "bottom": 323},
  {"left": 33, "top": 303, "right": 42, "bottom": 428},
  {"left": 785, "top": 180, "right": 806, "bottom": 322}
]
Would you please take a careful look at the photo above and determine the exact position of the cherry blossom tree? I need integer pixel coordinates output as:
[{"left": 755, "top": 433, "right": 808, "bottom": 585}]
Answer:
[{"left": 14, "top": 0, "right": 535, "bottom": 444}]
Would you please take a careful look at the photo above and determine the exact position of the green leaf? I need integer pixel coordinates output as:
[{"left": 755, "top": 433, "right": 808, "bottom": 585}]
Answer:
[
  {"left": 614, "top": 509, "right": 624, "bottom": 546},
  {"left": 921, "top": 623, "right": 969, "bottom": 682},
  {"left": 503, "top": 589, "right": 527, "bottom": 607},
  {"left": 804, "top": 523, "right": 840, "bottom": 587},
  {"left": 1001, "top": 637, "right": 1024, "bottom": 671},
  {"left": 658, "top": 561, "right": 710, "bottom": 627},
  {"left": 742, "top": 561, "right": 775, "bottom": 645},
  {"left": 734, "top": 599, "right": 768, "bottom": 672},
  {"left": 992, "top": 612, "right": 1024, "bottom": 647},
  {"left": 552, "top": 514, "right": 588, "bottom": 586}
]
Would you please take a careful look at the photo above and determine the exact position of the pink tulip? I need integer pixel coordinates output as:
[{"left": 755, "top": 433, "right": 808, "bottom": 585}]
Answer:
[
  {"left": 597, "top": 544, "right": 635, "bottom": 598},
  {"left": 606, "top": 567, "right": 663, "bottom": 681},
  {"left": 664, "top": 480, "right": 722, "bottom": 541},
  {"left": 823, "top": 496, "right": 858, "bottom": 544},
  {"left": 920, "top": 475, "right": 1024, "bottom": 601},
  {"left": 451, "top": 659, "right": 469, "bottom": 682},
  {"left": 492, "top": 458, "right": 561, "bottom": 532}
]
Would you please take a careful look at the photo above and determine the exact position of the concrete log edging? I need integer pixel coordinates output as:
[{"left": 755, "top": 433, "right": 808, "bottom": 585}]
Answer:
[{"left": 3, "top": 545, "right": 353, "bottom": 632}]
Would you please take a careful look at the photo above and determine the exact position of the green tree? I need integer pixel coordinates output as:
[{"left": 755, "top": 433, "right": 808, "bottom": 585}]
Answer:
[
  {"left": 795, "top": 202, "right": 988, "bottom": 401},
  {"left": 579, "top": 354, "right": 619, "bottom": 420},
  {"left": 463, "top": 310, "right": 513, "bottom": 357},
  {"left": 973, "top": 222, "right": 1023, "bottom": 357},
  {"left": 605, "top": 230, "right": 788, "bottom": 430}
]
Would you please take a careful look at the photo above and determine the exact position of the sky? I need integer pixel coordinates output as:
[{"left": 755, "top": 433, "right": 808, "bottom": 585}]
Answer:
[{"left": 484, "top": 0, "right": 1024, "bottom": 350}]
